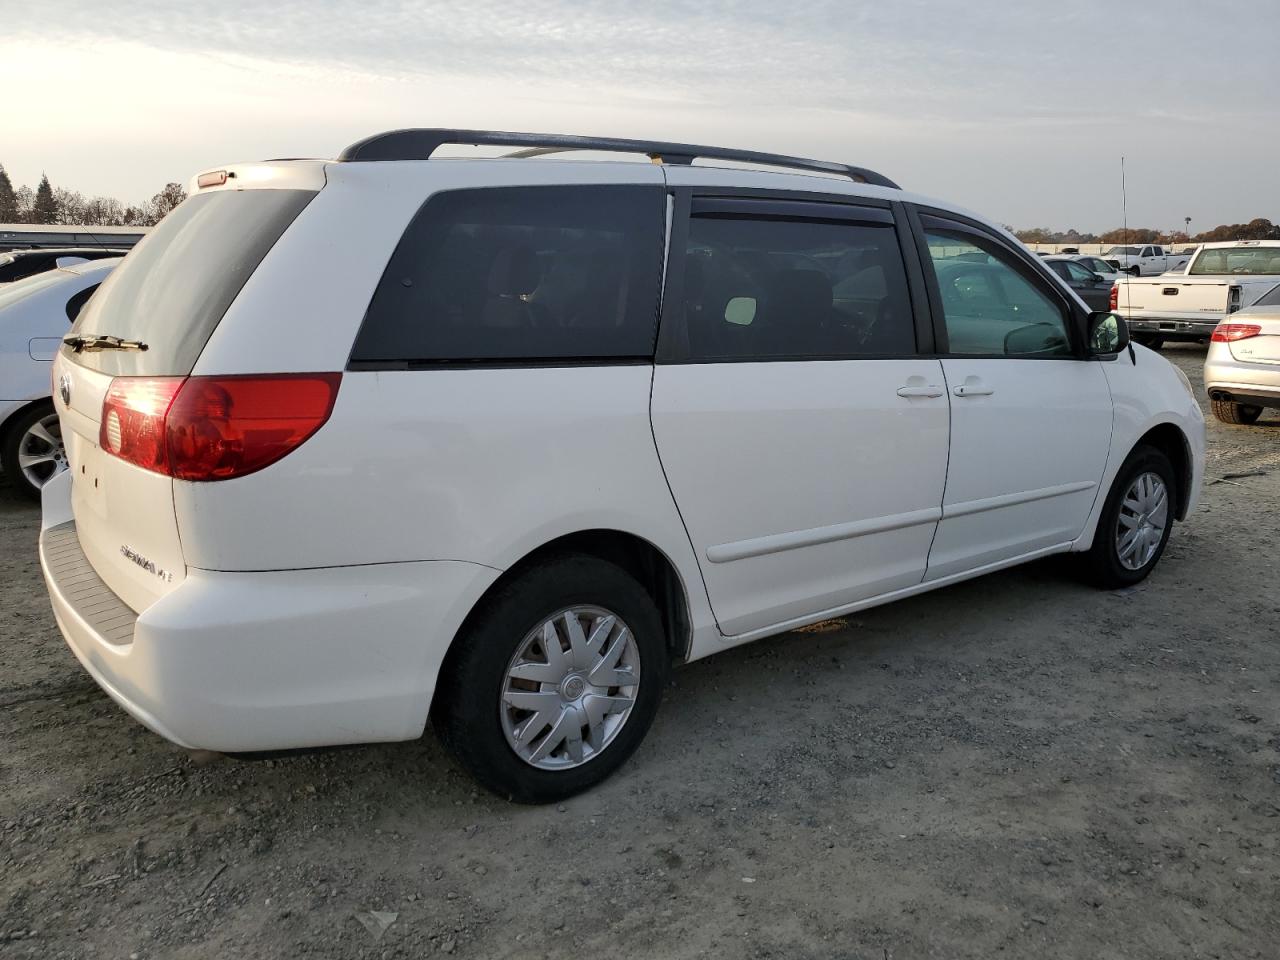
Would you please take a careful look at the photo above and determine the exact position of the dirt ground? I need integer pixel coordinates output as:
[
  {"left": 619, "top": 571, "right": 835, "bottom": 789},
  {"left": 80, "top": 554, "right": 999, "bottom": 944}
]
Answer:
[{"left": 2, "top": 343, "right": 1277, "bottom": 959}]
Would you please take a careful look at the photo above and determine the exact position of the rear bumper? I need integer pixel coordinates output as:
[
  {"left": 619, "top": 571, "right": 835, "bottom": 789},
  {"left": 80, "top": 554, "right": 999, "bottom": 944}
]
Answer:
[
  {"left": 39, "top": 472, "right": 499, "bottom": 752},
  {"left": 1124, "top": 316, "right": 1218, "bottom": 340},
  {"left": 1204, "top": 351, "right": 1280, "bottom": 409}
]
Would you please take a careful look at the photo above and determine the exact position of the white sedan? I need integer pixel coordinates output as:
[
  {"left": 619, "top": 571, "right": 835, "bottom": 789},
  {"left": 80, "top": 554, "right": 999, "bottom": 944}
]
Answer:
[
  {"left": 1, "top": 258, "right": 120, "bottom": 498},
  {"left": 1204, "top": 282, "right": 1280, "bottom": 423}
]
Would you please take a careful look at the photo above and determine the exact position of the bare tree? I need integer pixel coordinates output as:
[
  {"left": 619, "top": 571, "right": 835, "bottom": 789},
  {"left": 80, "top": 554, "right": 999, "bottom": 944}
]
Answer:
[
  {"left": 145, "top": 182, "right": 187, "bottom": 224},
  {"left": 53, "top": 187, "right": 87, "bottom": 225}
]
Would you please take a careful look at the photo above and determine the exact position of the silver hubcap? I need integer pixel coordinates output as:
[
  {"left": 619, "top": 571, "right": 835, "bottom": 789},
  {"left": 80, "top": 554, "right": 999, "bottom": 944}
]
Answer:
[
  {"left": 18, "top": 414, "right": 67, "bottom": 490},
  {"left": 500, "top": 606, "right": 640, "bottom": 770},
  {"left": 1116, "top": 471, "right": 1168, "bottom": 571}
]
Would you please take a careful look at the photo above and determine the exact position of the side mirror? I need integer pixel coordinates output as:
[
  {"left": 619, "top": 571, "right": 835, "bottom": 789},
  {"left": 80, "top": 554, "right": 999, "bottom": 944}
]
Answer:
[
  {"left": 1087, "top": 311, "right": 1129, "bottom": 356},
  {"left": 1090, "top": 273, "right": 1103, "bottom": 283}
]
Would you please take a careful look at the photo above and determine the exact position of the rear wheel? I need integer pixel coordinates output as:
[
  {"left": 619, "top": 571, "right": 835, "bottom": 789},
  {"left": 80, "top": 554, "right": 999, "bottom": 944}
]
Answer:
[
  {"left": 1211, "top": 399, "right": 1263, "bottom": 425},
  {"left": 2, "top": 402, "right": 67, "bottom": 501},
  {"left": 1081, "top": 445, "right": 1176, "bottom": 589},
  {"left": 434, "top": 554, "right": 668, "bottom": 803},
  {"left": 1132, "top": 334, "right": 1165, "bottom": 351}
]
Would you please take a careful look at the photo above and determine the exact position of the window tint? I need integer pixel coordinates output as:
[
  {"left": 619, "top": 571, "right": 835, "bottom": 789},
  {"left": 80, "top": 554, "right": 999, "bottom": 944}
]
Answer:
[
  {"left": 1048, "top": 261, "right": 1071, "bottom": 280},
  {"left": 1189, "top": 247, "right": 1280, "bottom": 276},
  {"left": 70, "top": 189, "right": 317, "bottom": 376},
  {"left": 1255, "top": 282, "right": 1280, "bottom": 307},
  {"left": 1064, "top": 261, "right": 1096, "bottom": 282},
  {"left": 925, "top": 230, "right": 1071, "bottom": 357},
  {"left": 680, "top": 213, "right": 914, "bottom": 360},
  {"left": 352, "top": 185, "right": 665, "bottom": 363}
]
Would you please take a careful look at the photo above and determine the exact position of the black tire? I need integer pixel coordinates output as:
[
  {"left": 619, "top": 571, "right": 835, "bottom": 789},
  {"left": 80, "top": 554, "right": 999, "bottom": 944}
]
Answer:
[
  {"left": 1132, "top": 334, "right": 1165, "bottom": 351},
  {"left": 1211, "top": 399, "right": 1263, "bottom": 425},
  {"left": 1127, "top": 266, "right": 1141, "bottom": 276},
  {"left": 434, "top": 554, "right": 669, "bottom": 803},
  {"left": 1081, "top": 445, "right": 1177, "bottom": 589},
  {"left": 1, "top": 401, "right": 62, "bottom": 502}
]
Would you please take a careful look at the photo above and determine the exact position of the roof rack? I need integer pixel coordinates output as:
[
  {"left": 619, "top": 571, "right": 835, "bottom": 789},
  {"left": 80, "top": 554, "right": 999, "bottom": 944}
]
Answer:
[{"left": 337, "top": 129, "right": 900, "bottom": 189}]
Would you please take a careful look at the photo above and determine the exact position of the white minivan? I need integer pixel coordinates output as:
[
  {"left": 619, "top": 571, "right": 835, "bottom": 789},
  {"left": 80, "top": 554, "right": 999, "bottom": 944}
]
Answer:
[{"left": 40, "top": 131, "right": 1205, "bottom": 801}]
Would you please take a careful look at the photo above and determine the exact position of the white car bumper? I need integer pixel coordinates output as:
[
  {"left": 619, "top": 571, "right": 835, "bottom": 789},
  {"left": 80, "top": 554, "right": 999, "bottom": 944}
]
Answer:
[
  {"left": 1204, "top": 344, "right": 1280, "bottom": 408},
  {"left": 38, "top": 471, "right": 499, "bottom": 752}
]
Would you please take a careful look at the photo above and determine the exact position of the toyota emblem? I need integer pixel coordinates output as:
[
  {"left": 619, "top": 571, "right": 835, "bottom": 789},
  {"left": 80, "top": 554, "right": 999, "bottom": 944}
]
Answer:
[{"left": 59, "top": 373, "right": 72, "bottom": 407}]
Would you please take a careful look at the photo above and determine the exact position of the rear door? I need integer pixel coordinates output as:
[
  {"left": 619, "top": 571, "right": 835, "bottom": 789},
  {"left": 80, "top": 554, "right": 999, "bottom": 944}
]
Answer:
[
  {"left": 651, "top": 194, "right": 949, "bottom": 637},
  {"left": 913, "top": 212, "right": 1112, "bottom": 580},
  {"left": 53, "top": 185, "right": 317, "bottom": 612}
]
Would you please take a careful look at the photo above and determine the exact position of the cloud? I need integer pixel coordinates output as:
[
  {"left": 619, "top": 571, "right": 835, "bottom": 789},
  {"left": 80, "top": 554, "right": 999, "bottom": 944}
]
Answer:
[{"left": 2, "top": 1, "right": 1277, "bottom": 228}]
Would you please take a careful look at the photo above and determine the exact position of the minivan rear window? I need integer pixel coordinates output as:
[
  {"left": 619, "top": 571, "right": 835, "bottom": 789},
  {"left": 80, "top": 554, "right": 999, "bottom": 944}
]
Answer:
[
  {"left": 350, "top": 185, "right": 666, "bottom": 364},
  {"left": 66, "top": 189, "right": 316, "bottom": 376}
]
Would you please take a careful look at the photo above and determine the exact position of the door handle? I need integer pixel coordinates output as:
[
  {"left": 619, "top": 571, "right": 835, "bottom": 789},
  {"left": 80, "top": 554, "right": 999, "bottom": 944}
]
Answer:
[
  {"left": 953, "top": 382, "right": 995, "bottom": 398},
  {"left": 896, "top": 384, "right": 945, "bottom": 399}
]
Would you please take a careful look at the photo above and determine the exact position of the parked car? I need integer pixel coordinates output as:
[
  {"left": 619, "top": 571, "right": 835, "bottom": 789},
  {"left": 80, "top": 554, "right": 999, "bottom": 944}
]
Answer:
[
  {"left": 39, "top": 130, "right": 1205, "bottom": 802},
  {"left": 1203, "top": 282, "right": 1280, "bottom": 423},
  {"left": 1043, "top": 255, "right": 1113, "bottom": 311},
  {"left": 1, "top": 258, "right": 119, "bottom": 499},
  {"left": 1071, "top": 255, "right": 1126, "bottom": 286},
  {"left": 0, "top": 248, "right": 125, "bottom": 283},
  {"left": 1113, "top": 240, "right": 1280, "bottom": 348},
  {"left": 1103, "top": 244, "right": 1191, "bottom": 277}
]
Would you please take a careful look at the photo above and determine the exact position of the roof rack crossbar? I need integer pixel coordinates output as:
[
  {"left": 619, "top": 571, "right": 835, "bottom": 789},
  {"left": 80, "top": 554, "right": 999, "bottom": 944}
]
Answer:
[{"left": 338, "top": 129, "right": 899, "bottom": 189}]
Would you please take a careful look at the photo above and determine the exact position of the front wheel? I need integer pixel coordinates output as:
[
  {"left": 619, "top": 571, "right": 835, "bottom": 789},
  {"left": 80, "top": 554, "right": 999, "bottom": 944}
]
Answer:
[
  {"left": 1, "top": 402, "right": 67, "bottom": 501},
  {"left": 1127, "top": 266, "right": 1141, "bottom": 276},
  {"left": 1081, "top": 446, "right": 1176, "bottom": 589},
  {"left": 1211, "top": 399, "right": 1263, "bottom": 425},
  {"left": 434, "top": 554, "right": 669, "bottom": 803}
]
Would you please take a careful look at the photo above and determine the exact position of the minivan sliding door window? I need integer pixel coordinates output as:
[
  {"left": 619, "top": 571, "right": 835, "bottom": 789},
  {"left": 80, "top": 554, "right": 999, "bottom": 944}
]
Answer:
[{"left": 679, "top": 212, "right": 916, "bottom": 361}]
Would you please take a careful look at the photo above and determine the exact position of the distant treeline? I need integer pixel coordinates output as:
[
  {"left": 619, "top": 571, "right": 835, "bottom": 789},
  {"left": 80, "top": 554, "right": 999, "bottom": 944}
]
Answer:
[
  {"left": 0, "top": 163, "right": 186, "bottom": 227},
  {"left": 1012, "top": 219, "right": 1280, "bottom": 246}
]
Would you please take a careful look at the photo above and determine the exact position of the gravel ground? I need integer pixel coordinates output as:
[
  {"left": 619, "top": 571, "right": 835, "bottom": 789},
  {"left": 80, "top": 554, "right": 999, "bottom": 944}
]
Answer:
[{"left": 2, "top": 344, "right": 1277, "bottom": 959}]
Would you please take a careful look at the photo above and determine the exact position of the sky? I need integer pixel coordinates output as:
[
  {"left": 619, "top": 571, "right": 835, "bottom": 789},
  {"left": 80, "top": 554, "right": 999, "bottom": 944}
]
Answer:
[{"left": 2, "top": 0, "right": 1276, "bottom": 232}]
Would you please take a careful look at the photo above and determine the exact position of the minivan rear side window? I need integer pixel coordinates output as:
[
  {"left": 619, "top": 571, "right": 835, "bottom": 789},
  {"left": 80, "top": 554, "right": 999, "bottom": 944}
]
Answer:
[
  {"left": 351, "top": 185, "right": 666, "bottom": 364},
  {"left": 67, "top": 189, "right": 317, "bottom": 376}
]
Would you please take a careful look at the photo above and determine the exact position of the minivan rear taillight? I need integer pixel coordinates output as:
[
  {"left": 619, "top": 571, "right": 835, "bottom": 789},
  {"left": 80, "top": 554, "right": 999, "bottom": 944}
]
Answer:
[
  {"left": 1210, "top": 323, "right": 1262, "bottom": 343},
  {"left": 100, "top": 374, "right": 341, "bottom": 480}
]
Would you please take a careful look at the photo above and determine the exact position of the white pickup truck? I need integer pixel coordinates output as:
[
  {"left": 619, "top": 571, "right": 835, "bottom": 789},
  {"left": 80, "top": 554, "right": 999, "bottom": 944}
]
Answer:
[
  {"left": 1103, "top": 244, "right": 1193, "bottom": 276},
  {"left": 1113, "top": 240, "right": 1280, "bottom": 347}
]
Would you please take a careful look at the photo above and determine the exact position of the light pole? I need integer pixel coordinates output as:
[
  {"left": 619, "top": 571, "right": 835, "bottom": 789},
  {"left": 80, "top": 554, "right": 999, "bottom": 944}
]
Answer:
[{"left": 1184, "top": 216, "right": 1192, "bottom": 241}]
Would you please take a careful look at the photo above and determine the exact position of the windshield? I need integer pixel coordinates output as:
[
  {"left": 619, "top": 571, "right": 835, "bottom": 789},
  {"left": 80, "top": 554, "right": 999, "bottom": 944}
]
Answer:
[
  {"left": 1105, "top": 246, "right": 1139, "bottom": 256},
  {"left": 0, "top": 268, "right": 68, "bottom": 310},
  {"left": 68, "top": 188, "right": 316, "bottom": 375},
  {"left": 1188, "top": 247, "right": 1280, "bottom": 276}
]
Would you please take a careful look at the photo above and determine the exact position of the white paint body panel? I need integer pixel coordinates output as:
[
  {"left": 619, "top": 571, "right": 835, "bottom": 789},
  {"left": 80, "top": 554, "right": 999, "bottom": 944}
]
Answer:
[
  {"left": 1204, "top": 309, "right": 1280, "bottom": 398},
  {"left": 41, "top": 470, "right": 498, "bottom": 750},
  {"left": 926, "top": 358, "right": 1112, "bottom": 579},
  {"left": 51, "top": 352, "right": 188, "bottom": 612},
  {"left": 0, "top": 260, "right": 118, "bottom": 430},
  {"left": 651, "top": 360, "right": 949, "bottom": 636},
  {"left": 38, "top": 154, "right": 1207, "bottom": 755}
]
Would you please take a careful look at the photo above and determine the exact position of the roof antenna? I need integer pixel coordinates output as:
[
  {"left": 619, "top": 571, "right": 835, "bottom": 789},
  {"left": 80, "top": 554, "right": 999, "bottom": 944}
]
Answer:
[
  {"left": 1120, "top": 155, "right": 1128, "bottom": 251},
  {"left": 1120, "top": 155, "right": 1137, "bottom": 365}
]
